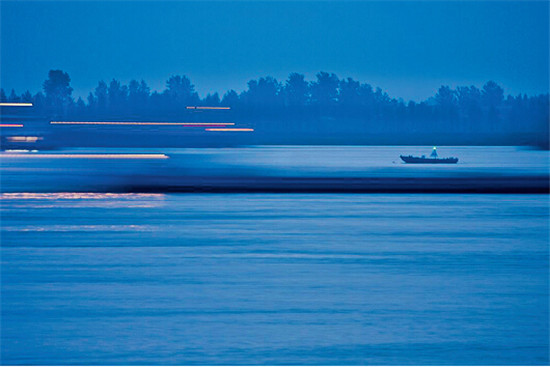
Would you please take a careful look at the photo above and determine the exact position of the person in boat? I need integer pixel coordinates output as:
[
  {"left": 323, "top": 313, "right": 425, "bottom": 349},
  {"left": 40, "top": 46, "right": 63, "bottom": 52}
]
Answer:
[{"left": 400, "top": 146, "right": 458, "bottom": 164}]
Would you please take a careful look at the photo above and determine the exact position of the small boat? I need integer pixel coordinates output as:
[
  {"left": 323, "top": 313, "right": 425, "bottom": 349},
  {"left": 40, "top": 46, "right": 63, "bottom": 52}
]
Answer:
[{"left": 400, "top": 147, "right": 458, "bottom": 164}]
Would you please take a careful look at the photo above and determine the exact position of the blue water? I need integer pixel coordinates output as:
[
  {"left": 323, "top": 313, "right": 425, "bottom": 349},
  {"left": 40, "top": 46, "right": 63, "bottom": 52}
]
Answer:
[
  {"left": 1, "top": 146, "right": 548, "bottom": 192},
  {"left": 1, "top": 193, "right": 548, "bottom": 365}
]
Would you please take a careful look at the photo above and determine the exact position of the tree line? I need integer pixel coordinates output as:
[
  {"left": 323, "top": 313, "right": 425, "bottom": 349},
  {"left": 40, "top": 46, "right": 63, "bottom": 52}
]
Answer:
[{"left": 2, "top": 69, "right": 548, "bottom": 144}]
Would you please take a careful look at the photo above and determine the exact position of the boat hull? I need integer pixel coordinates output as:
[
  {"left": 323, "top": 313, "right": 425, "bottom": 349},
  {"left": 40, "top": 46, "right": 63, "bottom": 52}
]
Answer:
[{"left": 400, "top": 155, "right": 458, "bottom": 164}]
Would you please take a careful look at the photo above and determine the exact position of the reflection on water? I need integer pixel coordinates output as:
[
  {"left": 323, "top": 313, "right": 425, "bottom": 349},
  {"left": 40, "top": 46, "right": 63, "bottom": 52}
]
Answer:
[
  {"left": 0, "top": 192, "right": 164, "bottom": 200},
  {"left": 1, "top": 153, "right": 169, "bottom": 159},
  {"left": 0, "top": 193, "right": 166, "bottom": 208},
  {"left": 1, "top": 194, "right": 548, "bottom": 365},
  {"left": 2, "top": 224, "right": 158, "bottom": 232}
]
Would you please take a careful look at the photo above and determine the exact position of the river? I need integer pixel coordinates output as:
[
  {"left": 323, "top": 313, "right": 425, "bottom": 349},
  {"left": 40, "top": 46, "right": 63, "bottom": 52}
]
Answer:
[{"left": 1, "top": 193, "right": 548, "bottom": 364}]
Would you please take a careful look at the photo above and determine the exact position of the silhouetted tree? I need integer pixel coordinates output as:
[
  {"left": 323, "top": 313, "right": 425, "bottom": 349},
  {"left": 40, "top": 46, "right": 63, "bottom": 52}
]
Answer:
[
  {"left": 4, "top": 69, "right": 549, "bottom": 147},
  {"left": 358, "top": 83, "right": 375, "bottom": 113},
  {"left": 456, "top": 86, "right": 481, "bottom": 112},
  {"left": 221, "top": 90, "right": 239, "bottom": 107},
  {"left": 482, "top": 81, "right": 504, "bottom": 108},
  {"left": 203, "top": 92, "right": 220, "bottom": 106},
  {"left": 339, "top": 78, "right": 361, "bottom": 106},
  {"left": 435, "top": 85, "right": 457, "bottom": 109},
  {"left": 433, "top": 85, "right": 459, "bottom": 130},
  {"left": 372, "top": 87, "right": 393, "bottom": 122},
  {"left": 242, "top": 76, "right": 282, "bottom": 114},
  {"left": 107, "top": 79, "right": 128, "bottom": 113},
  {"left": 33, "top": 92, "right": 45, "bottom": 110},
  {"left": 87, "top": 92, "right": 96, "bottom": 111},
  {"left": 456, "top": 86, "right": 482, "bottom": 130},
  {"left": 482, "top": 81, "right": 504, "bottom": 131},
  {"left": 149, "top": 91, "right": 163, "bottom": 113},
  {"left": 43, "top": 70, "right": 73, "bottom": 113},
  {"left": 310, "top": 71, "right": 339, "bottom": 106},
  {"left": 67, "top": 96, "right": 86, "bottom": 118},
  {"left": 8, "top": 89, "right": 20, "bottom": 102},
  {"left": 128, "top": 80, "right": 150, "bottom": 111},
  {"left": 166, "top": 75, "right": 199, "bottom": 108},
  {"left": 283, "top": 73, "right": 309, "bottom": 107},
  {"left": 21, "top": 90, "right": 33, "bottom": 103},
  {"left": 94, "top": 81, "right": 108, "bottom": 113}
]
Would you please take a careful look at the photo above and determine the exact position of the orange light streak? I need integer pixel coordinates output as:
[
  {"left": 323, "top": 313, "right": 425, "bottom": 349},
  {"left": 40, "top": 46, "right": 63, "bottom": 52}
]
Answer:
[
  {"left": 0, "top": 124, "right": 23, "bottom": 127},
  {"left": 50, "top": 121, "right": 235, "bottom": 126},
  {"left": 0, "top": 103, "right": 33, "bottom": 107},
  {"left": 205, "top": 128, "right": 254, "bottom": 132},
  {"left": 1, "top": 153, "right": 169, "bottom": 159}
]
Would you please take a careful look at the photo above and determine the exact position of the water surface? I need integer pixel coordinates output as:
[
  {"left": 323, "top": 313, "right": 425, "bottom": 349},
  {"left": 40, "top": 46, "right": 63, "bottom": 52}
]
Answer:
[
  {"left": 1, "top": 146, "right": 548, "bottom": 192},
  {"left": 1, "top": 194, "right": 548, "bottom": 365}
]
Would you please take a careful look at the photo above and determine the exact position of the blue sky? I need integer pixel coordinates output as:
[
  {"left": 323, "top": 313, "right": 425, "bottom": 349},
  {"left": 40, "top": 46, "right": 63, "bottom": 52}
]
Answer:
[{"left": 1, "top": 1, "right": 548, "bottom": 101}]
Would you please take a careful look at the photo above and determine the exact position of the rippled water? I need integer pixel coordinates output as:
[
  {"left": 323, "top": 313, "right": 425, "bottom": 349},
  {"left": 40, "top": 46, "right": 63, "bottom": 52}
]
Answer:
[{"left": 1, "top": 194, "right": 548, "bottom": 365}]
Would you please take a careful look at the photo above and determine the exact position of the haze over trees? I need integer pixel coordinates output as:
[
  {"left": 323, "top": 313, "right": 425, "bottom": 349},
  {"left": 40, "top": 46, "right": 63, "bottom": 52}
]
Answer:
[{"left": 1, "top": 69, "right": 548, "bottom": 147}]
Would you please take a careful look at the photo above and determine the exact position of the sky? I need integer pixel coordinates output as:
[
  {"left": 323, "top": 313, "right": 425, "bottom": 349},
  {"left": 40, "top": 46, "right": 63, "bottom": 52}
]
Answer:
[{"left": 1, "top": 1, "right": 548, "bottom": 102}]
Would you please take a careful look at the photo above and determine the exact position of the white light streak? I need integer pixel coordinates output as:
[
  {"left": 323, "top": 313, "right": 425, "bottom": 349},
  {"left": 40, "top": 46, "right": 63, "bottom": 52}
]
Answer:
[
  {"left": 0, "top": 103, "right": 33, "bottom": 107},
  {"left": 50, "top": 121, "right": 235, "bottom": 126},
  {"left": 205, "top": 128, "right": 254, "bottom": 132}
]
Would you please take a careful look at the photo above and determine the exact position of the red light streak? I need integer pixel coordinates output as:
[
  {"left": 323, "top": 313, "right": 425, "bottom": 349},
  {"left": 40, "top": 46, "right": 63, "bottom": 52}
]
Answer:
[
  {"left": 186, "top": 106, "right": 231, "bottom": 110},
  {"left": 205, "top": 128, "right": 254, "bottom": 132}
]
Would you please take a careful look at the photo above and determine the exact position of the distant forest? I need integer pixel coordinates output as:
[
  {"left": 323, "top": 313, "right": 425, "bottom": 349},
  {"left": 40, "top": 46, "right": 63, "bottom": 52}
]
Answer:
[{"left": 2, "top": 70, "right": 549, "bottom": 147}]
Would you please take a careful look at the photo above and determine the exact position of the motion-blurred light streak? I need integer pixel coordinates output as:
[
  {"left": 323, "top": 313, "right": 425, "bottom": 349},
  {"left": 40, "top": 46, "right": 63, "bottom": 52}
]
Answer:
[
  {"left": 0, "top": 103, "right": 33, "bottom": 107},
  {"left": 186, "top": 106, "right": 231, "bottom": 110},
  {"left": 50, "top": 121, "right": 235, "bottom": 126},
  {"left": 6, "top": 136, "right": 42, "bottom": 142},
  {"left": 0, "top": 124, "right": 24, "bottom": 127},
  {"left": 205, "top": 128, "right": 254, "bottom": 132}
]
